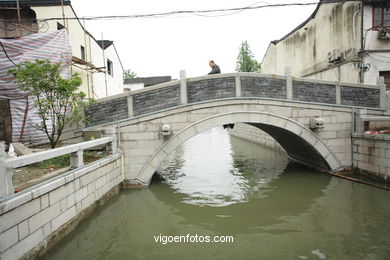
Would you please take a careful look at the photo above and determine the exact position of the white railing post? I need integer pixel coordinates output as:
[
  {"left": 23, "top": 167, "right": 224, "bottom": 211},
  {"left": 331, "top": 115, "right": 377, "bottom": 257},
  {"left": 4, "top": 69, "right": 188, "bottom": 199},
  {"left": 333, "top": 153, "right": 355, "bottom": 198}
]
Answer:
[
  {"left": 336, "top": 83, "right": 341, "bottom": 105},
  {"left": 127, "top": 94, "right": 134, "bottom": 117},
  {"left": 235, "top": 75, "right": 242, "bottom": 97},
  {"left": 180, "top": 70, "right": 188, "bottom": 104},
  {"left": 377, "top": 76, "right": 386, "bottom": 109},
  {"left": 285, "top": 67, "right": 293, "bottom": 100},
  {"left": 103, "top": 128, "right": 117, "bottom": 154},
  {"left": 355, "top": 109, "right": 367, "bottom": 133},
  {"left": 0, "top": 143, "right": 14, "bottom": 197},
  {"left": 70, "top": 148, "right": 84, "bottom": 169}
]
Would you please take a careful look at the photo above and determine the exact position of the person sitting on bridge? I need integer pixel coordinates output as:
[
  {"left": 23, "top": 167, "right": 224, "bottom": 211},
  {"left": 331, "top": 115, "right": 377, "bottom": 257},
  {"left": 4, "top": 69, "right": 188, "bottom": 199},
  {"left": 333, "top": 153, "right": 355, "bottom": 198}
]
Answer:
[{"left": 208, "top": 60, "right": 221, "bottom": 75}]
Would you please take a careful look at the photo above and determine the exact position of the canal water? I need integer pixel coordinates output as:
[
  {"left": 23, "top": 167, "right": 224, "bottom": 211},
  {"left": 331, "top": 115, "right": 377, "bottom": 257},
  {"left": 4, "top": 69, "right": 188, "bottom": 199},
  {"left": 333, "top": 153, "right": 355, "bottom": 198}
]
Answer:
[{"left": 42, "top": 127, "right": 390, "bottom": 260}]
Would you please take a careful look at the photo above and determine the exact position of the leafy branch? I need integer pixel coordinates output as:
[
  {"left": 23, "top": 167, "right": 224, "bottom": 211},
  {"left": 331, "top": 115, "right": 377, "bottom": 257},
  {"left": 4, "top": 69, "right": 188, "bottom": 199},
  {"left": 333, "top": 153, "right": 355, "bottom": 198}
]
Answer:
[{"left": 9, "top": 60, "right": 89, "bottom": 148}]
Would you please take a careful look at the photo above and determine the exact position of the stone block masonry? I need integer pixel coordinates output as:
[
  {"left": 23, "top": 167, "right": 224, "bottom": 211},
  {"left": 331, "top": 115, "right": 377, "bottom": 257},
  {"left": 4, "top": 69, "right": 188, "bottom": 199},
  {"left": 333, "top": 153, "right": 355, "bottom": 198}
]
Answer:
[
  {"left": 187, "top": 77, "right": 235, "bottom": 103},
  {"left": 341, "top": 86, "right": 380, "bottom": 108},
  {"left": 0, "top": 154, "right": 122, "bottom": 260},
  {"left": 86, "top": 97, "right": 128, "bottom": 126},
  {"left": 84, "top": 73, "right": 383, "bottom": 128},
  {"left": 241, "top": 77, "right": 286, "bottom": 99},
  {"left": 352, "top": 133, "right": 390, "bottom": 181},
  {"left": 293, "top": 81, "right": 336, "bottom": 104}
]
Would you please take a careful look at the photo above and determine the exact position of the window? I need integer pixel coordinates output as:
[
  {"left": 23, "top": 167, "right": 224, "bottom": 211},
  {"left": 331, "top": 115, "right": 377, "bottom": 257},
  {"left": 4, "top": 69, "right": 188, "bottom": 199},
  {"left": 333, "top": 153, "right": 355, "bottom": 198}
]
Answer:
[
  {"left": 379, "top": 71, "right": 390, "bottom": 91},
  {"left": 373, "top": 7, "right": 390, "bottom": 28},
  {"left": 107, "top": 59, "right": 113, "bottom": 76},
  {"left": 57, "top": 22, "right": 65, "bottom": 30},
  {"left": 80, "top": 45, "right": 85, "bottom": 61}
]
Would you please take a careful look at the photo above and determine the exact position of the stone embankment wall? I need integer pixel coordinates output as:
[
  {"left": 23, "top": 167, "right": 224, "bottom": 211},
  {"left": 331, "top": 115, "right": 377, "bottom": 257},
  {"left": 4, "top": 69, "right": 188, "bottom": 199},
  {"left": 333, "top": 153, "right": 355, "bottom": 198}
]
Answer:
[
  {"left": 352, "top": 133, "right": 390, "bottom": 181},
  {"left": 0, "top": 154, "right": 122, "bottom": 259},
  {"left": 228, "top": 123, "right": 283, "bottom": 151}
]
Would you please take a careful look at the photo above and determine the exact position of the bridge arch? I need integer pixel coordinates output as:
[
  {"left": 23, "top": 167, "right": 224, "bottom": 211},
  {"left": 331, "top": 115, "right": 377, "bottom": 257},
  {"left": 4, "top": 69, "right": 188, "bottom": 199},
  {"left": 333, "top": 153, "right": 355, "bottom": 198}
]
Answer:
[{"left": 133, "top": 111, "right": 343, "bottom": 185}]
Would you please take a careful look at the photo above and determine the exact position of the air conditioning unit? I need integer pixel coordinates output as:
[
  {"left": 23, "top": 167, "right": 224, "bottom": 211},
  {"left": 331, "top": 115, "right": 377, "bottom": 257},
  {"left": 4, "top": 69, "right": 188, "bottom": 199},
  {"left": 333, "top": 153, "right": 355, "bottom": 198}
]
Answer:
[
  {"left": 377, "top": 28, "right": 390, "bottom": 40},
  {"left": 327, "top": 50, "right": 344, "bottom": 63}
]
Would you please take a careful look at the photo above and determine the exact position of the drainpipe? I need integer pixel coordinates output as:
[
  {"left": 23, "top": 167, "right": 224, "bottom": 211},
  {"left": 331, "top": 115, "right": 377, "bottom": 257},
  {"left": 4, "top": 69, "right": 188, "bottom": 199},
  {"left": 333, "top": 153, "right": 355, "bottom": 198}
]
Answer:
[
  {"left": 16, "top": 0, "right": 22, "bottom": 37},
  {"left": 351, "top": 107, "right": 356, "bottom": 170},
  {"left": 101, "top": 33, "right": 108, "bottom": 97},
  {"left": 359, "top": 1, "right": 364, "bottom": 83}
]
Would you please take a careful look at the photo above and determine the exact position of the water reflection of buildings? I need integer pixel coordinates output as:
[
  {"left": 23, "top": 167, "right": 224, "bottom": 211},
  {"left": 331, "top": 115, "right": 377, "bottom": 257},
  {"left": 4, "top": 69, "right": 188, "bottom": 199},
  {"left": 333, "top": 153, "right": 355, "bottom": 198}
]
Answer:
[
  {"left": 157, "top": 127, "right": 291, "bottom": 207},
  {"left": 43, "top": 127, "right": 390, "bottom": 259}
]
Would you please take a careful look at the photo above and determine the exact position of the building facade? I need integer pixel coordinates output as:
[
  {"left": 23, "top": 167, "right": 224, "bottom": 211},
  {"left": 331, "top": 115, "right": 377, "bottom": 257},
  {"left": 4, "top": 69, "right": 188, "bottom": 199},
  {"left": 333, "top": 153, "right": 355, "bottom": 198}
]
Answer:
[
  {"left": 0, "top": 0, "right": 124, "bottom": 98},
  {"left": 261, "top": 0, "right": 390, "bottom": 89}
]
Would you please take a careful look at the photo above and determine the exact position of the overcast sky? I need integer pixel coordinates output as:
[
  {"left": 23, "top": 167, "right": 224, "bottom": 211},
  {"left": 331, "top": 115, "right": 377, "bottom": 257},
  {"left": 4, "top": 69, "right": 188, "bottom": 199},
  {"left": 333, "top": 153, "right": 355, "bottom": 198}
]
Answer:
[{"left": 70, "top": 0, "right": 318, "bottom": 79}]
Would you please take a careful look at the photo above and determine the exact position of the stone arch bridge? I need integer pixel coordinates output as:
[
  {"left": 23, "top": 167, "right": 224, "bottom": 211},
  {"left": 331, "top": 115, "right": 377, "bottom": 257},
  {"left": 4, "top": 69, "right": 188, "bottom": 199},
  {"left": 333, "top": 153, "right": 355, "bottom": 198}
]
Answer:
[{"left": 84, "top": 72, "right": 387, "bottom": 186}]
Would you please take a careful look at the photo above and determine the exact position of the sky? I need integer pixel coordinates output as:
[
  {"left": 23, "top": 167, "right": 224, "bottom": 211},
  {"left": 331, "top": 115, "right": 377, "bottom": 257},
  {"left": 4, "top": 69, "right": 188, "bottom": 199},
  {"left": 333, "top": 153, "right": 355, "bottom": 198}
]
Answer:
[{"left": 70, "top": 0, "right": 318, "bottom": 79}]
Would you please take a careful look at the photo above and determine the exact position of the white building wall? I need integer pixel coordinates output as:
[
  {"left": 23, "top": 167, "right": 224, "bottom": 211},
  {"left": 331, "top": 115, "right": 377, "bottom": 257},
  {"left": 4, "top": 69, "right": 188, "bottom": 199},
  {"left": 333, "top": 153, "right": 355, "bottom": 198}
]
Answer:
[
  {"left": 31, "top": 5, "right": 123, "bottom": 98},
  {"left": 91, "top": 45, "right": 124, "bottom": 98},
  {"left": 362, "top": 5, "right": 390, "bottom": 85},
  {"left": 261, "top": 2, "right": 364, "bottom": 83}
]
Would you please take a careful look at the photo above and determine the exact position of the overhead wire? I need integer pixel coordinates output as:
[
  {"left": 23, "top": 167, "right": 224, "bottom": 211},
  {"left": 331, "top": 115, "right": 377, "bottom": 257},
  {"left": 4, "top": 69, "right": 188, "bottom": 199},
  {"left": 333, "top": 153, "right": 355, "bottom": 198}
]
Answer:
[
  {"left": 0, "top": 1, "right": 324, "bottom": 66},
  {"left": 192, "top": 1, "right": 272, "bottom": 18},
  {"left": 31, "top": 2, "right": 320, "bottom": 22}
]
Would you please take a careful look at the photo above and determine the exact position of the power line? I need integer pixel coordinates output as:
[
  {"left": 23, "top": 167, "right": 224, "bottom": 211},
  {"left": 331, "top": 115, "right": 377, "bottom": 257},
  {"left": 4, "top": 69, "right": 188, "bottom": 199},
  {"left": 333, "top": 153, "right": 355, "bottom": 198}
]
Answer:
[
  {"left": 37, "top": 2, "right": 320, "bottom": 21},
  {"left": 0, "top": 41, "right": 17, "bottom": 66}
]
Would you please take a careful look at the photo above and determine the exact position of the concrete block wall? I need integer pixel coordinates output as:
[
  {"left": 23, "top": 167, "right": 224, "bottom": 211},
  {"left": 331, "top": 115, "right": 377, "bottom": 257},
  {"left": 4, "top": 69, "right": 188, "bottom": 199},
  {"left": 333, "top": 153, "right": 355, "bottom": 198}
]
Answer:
[
  {"left": 0, "top": 154, "right": 122, "bottom": 260},
  {"left": 352, "top": 133, "right": 390, "bottom": 181}
]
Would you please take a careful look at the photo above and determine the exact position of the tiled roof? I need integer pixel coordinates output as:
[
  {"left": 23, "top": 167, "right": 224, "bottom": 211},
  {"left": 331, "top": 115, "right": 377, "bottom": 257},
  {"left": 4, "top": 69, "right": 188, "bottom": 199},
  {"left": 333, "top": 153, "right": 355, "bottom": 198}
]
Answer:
[
  {"left": 0, "top": 0, "right": 71, "bottom": 7},
  {"left": 124, "top": 76, "right": 172, "bottom": 87},
  {"left": 96, "top": 40, "right": 113, "bottom": 50}
]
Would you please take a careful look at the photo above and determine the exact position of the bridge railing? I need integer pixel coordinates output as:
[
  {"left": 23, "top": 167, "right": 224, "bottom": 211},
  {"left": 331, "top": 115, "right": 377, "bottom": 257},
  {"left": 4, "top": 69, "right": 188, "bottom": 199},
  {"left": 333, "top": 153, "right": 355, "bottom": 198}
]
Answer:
[
  {"left": 85, "top": 70, "right": 387, "bottom": 127},
  {"left": 0, "top": 129, "right": 117, "bottom": 197},
  {"left": 354, "top": 109, "right": 390, "bottom": 132}
]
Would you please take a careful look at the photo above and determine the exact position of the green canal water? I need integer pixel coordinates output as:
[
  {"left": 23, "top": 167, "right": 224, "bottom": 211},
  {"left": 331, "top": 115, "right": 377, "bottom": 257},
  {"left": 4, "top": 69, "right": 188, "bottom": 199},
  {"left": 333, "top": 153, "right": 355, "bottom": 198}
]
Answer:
[{"left": 41, "top": 127, "right": 390, "bottom": 260}]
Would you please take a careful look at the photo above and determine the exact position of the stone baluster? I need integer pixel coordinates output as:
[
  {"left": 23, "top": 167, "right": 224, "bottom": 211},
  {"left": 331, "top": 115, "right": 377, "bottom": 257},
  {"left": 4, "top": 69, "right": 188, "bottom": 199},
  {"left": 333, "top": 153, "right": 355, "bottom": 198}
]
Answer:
[
  {"left": 180, "top": 70, "right": 188, "bottom": 105},
  {"left": 285, "top": 67, "right": 293, "bottom": 100},
  {"left": 235, "top": 76, "right": 242, "bottom": 97},
  {"left": 70, "top": 148, "right": 84, "bottom": 169},
  {"left": 103, "top": 128, "right": 118, "bottom": 154},
  {"left": 377, "top": 76, "right": 386, "bottom": 109}
]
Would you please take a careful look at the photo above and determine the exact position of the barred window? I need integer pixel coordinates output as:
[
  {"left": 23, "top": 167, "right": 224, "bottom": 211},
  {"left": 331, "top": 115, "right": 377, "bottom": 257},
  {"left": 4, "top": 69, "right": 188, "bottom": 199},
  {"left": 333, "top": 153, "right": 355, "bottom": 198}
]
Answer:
[{"left": 373, "top": 7, "right": 390, "bottom": 28}]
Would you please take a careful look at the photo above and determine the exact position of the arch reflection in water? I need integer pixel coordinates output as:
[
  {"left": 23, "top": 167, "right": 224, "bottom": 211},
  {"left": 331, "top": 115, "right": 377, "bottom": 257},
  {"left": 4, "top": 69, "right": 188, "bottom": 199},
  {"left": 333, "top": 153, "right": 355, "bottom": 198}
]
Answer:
[{"left": 156, "top": 127, "right": 289, "bottom": 207}]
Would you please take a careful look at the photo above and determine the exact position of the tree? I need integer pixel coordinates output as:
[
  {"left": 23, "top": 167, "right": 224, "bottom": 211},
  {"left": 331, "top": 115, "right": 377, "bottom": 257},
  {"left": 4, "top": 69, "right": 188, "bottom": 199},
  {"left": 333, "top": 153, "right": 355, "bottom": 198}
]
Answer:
[
  {"left": 235, "top": 41, "right": 261, "bottom": 72},
  {"left": 9, "top": 60, "right": 88, "bottom": 148},
  {"left": 123, "top": 69, "right": 137, "bottom": 79}
]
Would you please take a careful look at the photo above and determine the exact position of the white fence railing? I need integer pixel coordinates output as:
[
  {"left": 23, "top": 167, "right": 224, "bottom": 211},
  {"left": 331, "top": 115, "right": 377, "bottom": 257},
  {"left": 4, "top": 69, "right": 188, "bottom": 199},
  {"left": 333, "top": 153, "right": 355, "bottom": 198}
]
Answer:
[{"left": 0, "top": 128, "right": 117, "bottom": 197}]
